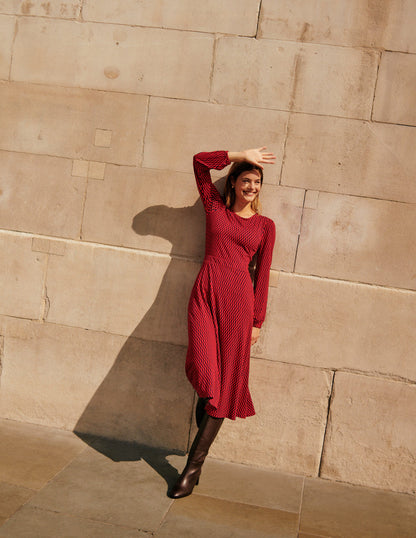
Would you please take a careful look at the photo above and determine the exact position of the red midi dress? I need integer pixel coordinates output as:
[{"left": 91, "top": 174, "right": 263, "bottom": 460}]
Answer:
[{"left": 185, "top": 151, "right": 276, "bottom": 420}]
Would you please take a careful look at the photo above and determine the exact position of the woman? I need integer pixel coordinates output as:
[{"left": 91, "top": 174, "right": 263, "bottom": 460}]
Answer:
[{"left": 169, "top": 148, "right": 276, "bottom": 499}]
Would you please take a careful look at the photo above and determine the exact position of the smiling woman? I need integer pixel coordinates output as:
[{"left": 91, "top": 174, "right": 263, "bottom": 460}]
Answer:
[{"left": 169, "top": 148, "right": 276, "bottom": 499}]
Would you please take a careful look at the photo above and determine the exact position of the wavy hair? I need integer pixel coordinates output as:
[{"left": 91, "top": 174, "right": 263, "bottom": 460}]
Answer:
[{"left": 224, "top": 161, "right": 263, "bottom": 214}]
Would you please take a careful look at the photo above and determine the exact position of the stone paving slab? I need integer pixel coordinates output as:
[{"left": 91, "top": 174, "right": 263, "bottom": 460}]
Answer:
[
  {"left": 0, "top": 419, "right": 85, "bottom": 490},
  {"left": 155, "top": 494, "right": 300, "bottom": 538},
  {"left": 27, "top": 441, "right": 174, "bottom": 532},
  {"left": 168, "top": 456, "right": 304, "bottom": 512},
  {"left": 0, "top": 506, "right": 146, "bottom": 538},
  {"left": 0, "top": 481, "right": 34, "bottom": 527},
  {"left": 300, "top": 477, "right": 416, "bottom": 538},
  {"left": 1, "top": 418, "right": 415, "bottom": 537}
]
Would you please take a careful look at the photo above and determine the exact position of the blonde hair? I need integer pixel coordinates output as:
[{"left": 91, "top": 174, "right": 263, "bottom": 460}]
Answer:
[{"left": 224, "top": 161, "right": 263, "bottom": 214}]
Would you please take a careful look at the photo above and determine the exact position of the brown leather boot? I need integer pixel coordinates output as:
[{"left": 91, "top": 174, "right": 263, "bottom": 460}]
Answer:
[{"left": 168, "top": 414, "right": 224, "bottom": 499}]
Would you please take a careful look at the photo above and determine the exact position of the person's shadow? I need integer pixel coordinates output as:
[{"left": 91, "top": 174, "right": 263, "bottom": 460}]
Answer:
[{"left": 73, "top": 178, "right": 227, "bottom": 493}]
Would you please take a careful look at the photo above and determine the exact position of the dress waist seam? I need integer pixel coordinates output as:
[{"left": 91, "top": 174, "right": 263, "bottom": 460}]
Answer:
[{"left": 203, "top": 255, "right": 249, "bottom": 274}]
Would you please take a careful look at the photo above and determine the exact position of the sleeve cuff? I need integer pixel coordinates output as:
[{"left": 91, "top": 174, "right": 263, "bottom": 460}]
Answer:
[{"left": 253, "top": 320, "right": 263, "bottom": 329}]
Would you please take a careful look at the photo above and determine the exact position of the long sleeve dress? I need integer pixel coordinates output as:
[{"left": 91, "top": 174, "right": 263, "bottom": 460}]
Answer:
[{"left": 185, "top": 151, "right": 276, "bottom": 420}]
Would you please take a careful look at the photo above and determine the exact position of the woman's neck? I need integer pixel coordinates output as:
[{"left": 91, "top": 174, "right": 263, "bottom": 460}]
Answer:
[{"left": 231, "top": 200, "right": 254, "bottom": 216}]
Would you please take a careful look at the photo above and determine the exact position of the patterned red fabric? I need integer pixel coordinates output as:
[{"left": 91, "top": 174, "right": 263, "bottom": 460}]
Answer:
[{"left": 185, "top": 151, "right": 276, "bottom": 420}]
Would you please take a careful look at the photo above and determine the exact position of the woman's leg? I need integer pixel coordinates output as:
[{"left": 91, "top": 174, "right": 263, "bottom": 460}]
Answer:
[
  {"left": 195, "top": 396, "right": 209, "bottom": 428},
  {"left": 168, "top": 413, "right": 224, "bottom": 499}
]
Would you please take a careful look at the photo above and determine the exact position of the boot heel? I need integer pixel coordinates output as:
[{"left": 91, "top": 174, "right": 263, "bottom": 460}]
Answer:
[{"left": 196, "top": 477, "right": 199, "bottom": 485}]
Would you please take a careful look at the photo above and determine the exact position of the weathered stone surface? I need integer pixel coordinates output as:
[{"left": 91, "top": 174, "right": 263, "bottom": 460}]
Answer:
[
  {"left": 0, "top": 15, "right": 16, "bottom": 79},
  {"left": 212, "top": 37, "right": 378, "bottom": 119},
  {"left": 256, "top": 272, "right": 416, "bottom": 382},
  {"left": 82, "top": 164, "right": 302, "bottom": 272},
  {"left": 45, "top": 241, "right": 198, "bottom": 344},
  {"left": 0, "top": 15, "right": 14, "bottom": 79},
  {"left": 300, "top": 477, "right": 416, "bottom": 537},
  {"left": 12, "top": 17, "right": 213, "bottom": 100},
  {"left": 210, "top": 359, "right": 332, "bottom": 475},
  {"left": 0, "top": 506, "right": 144, "bottom": 538},
  {"left": 32, "top": 238, "right": 66, "bottom": 256},
  {"left": 320, "top": 372, "right": 416, "bottom": 493},
  {"left": 144, "top": 97, "right": 287, "bottom": 179},
  {"left": 0, "top": 232, "right": 46, "bottom": 319},
  {"left": 0, "top": 417, "right": 85, "bottom": 490},
  {"left": 27, "top": 443, "right": 175, "bottom": 531},
  {"left": 0, "top": 1, "right": 82, "bottom": 18},
  {"left": 0, "top": 81, "right": 147, "bottom": 165},
  {"left": 0, "top": 151, "right": 85, "bottom": 238},
  {"left": 83, "top": 0, "right": 260, "bottom": 36},
  {"left": 197, "top": 459, "right": 304, "bottom": 512},
  {"left": 282, "top": 114, "right": 416, "bottom": 203},
  {"left": 82, "top": 165, "right": 204, "bottom": 258},
  {"left": 0, "top": 481, "right": 34, "bottom": 524},
  {"left": 259, "top": 0, "right": 416, "bottom": 53},
  {"left": 158, "top": 494, "right": 299, "bottom": 538},
  {"left": 0, "top": 319, "right": 193, "bottom": 450},
  {"left": 373, "top": 52, "right": 416, "bottom": 127},
  {"left": 295, "top": 192, "right": 416, "bottom": 290},
  {"left": 260, "top": 184, "right": 303, "bottom": 271}
]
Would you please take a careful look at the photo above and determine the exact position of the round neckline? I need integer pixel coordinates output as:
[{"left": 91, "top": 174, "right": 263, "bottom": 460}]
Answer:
[{"left": 227, "top": 208, "right": 258, "bottom": 220}]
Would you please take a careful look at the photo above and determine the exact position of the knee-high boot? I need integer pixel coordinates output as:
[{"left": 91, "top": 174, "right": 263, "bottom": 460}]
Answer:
[{"left": 168, "top": 414, "right": 224, "bottom": 499}]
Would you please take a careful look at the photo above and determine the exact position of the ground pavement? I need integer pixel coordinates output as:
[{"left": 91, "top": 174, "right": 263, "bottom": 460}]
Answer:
[{"left": 0, "top": 418, "right": 415, "bottom": 537}]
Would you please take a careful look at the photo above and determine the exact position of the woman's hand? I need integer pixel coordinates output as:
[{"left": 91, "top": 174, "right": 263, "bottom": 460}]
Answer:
[
  {"left": 244, "top": 147, "right": 276, "bottom": 169},
  {"left": 251, "top": 326, "right": 260, "bottom": 345},
  {"left": 228, "top": 147, "right": 276, "bottom": 169}
]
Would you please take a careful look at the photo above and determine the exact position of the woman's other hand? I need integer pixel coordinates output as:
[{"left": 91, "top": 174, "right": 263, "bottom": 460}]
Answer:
[{"left": 251, "top": 326, "right": 260, "bottom": 345}]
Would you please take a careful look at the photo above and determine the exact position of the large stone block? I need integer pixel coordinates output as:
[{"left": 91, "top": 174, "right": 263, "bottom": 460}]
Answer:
[
  {"left": 0, "top": 232, "right": 46, "bottom": 319},
  {"left": 81, "top": 164, "right": 303, "bottom": 272},
  {"left": 320, "top": 372, "right": 416, "bottom": 494},
  {"left": 0, "top": 319, "right": 193, "bottom": 450},
  {"left": 83, "top": 0, "right": 260, "bottom": 36},
  {"left": 12, "top": 17, "right": 213, "bottom": 100},
  {"left": 256, "top": 272, "right": 416, "bottom": 382},
  {"left": 0, "top": 15, "right": 14, "bottom": 79},
  {"left": 295, "top": 192, "right": 416, "bottom": 290},
  {"left": 282, "top": 114, "right": 416, "bottom": 203},
  {"left": 82, "top": 164, "right": 205, "bottom": 258},
  {"left": 210, "top": 359, "right": 333, "bottom": 475},
  {"left": 0, "top": 151, "right": 85, "bottom": 238},
  {"left": 143, "top": 97, "right": 288, "bottom": 180},
  {"left": 0, "top": 81, "right": 147, "bottom": 165},
  {"left": 212, "top": 37, "right": 378, "bottom": 119},
  {"left": 260, "top": 184, "right": 304, "bottom": 272},
  {"left": 259, "top": 0, "right": 416, "bottom": 53},
  {"left": 46, "top": 241, "right": 198, "bottom": 345},
  {"left": 0, "top": 1, "right": 82, "bottom": 18},
  {"left": 373, "top": 52, "right": 416, "bottom": 127}
]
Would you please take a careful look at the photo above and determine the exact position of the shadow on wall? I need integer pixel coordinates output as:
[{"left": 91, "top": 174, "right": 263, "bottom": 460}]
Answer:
[{"left": 72, "top": 178, "right": 226, "bottom": 488}]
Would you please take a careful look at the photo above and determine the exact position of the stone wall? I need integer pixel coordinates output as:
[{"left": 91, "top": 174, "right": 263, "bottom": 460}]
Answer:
[{"left": 0, "top": 1, "right": 415, "bottom": 495}]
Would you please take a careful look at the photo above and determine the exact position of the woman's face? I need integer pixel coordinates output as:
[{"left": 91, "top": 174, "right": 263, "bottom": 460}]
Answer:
[{"left": 232, "top": 170, "right": 262, "bottom": 205}]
